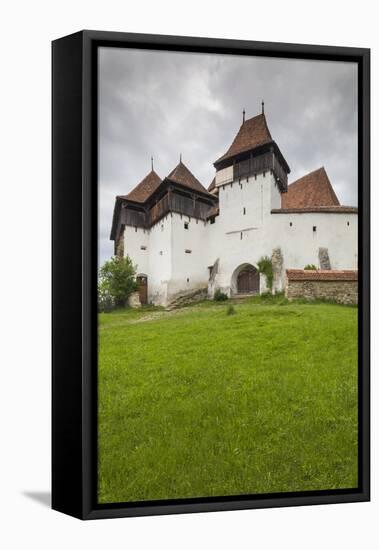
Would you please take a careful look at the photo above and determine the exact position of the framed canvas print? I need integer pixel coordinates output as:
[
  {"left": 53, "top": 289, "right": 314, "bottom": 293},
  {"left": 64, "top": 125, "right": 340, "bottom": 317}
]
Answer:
[{"left": 52, "top": 30, "right": 370, "bottom": 519}]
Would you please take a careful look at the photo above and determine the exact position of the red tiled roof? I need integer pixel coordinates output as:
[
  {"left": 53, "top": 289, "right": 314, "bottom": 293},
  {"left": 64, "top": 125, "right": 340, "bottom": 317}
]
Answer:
[
  {"left": 119, "top": 170, "right": 162, "bottom": 203},
  {"left": 272, "top": 206, "right": 358, "bottom": 214},
  {"left": 167, "top": 161, "right": 209, "bottom": 195},
  {"left": 215, "top": 113, "right": 272, "bottom": 164},
  {"left": 286, "top": 269, "right": 358, "bottom": 281},
  {"left": 282, "top": 167, "right": 339, "bottom": 208}
]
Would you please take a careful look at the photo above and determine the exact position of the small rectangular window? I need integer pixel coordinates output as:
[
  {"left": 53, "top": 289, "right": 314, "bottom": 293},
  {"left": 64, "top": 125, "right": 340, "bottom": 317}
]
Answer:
[
  {"left": 240, "top": 232, "right": 243, "bottom": 240},
  {"left": 184, "top": 222, "right": 189, "bottom": 230},
  {"left": 243, "top": 207, "right": 246, "bottom": 215},
  {"left": 140, "top": 245, "right": 147, "bottom": 250},
  {"left": 185, "top": 249, "right": 192, "bottom": 254},
  {"left": 290, "top": 222, "right": 293, "bottom": 227},
  {"left": 313, "top": 226, "right": 317, "bottom": 232}
]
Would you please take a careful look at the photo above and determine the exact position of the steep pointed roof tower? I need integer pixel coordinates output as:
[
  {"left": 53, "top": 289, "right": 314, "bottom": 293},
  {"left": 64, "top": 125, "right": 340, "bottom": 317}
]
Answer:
[
  {"left": 118, "top": 169, "right": 162, "bottom": 203},
  {"left": 166, "top": 160, "right": 211, "bottom": 196},
  {"left": 213, "top": 108, "right": 290, "bottom": 192},
  {"left": 214, "top": 113, "right": 273, "bottom": 165}
]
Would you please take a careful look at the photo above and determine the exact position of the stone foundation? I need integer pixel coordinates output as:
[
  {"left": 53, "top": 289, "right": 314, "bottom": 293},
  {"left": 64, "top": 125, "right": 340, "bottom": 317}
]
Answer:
[
  {"left": 166, "top": 287, "right": 208, "bottom": 310},
  {"left": 285, "top": 269, "right": 358, "bottom": 305},
  {"left": 128, "top": 291, "right": 141, "bottom": 308}
]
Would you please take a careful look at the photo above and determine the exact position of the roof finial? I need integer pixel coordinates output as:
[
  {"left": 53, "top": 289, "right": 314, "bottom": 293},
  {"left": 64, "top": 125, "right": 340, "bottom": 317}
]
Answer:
[
  {"left": 151, "top": 156, "right": 154, "bottom": 171},
  {"left": 179, "top": 152, "right": 182, "bottom": 163},
  {"left": 242, "top": 108, "right": 245, "bottom": 123},
  {"left": 261, "top": 100, "right": 265, "bottom": 115}
]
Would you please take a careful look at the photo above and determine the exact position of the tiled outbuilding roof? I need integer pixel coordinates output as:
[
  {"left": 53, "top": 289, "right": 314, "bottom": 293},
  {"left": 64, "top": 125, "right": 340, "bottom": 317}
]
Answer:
[
  {"left": 282, "top": 167, "right": 339, "bottom": 209},
  {"left": 166, "top": 161, "right": 210, "bottom": 195},
  {"left": 286, "top": 269, "right": 358, "bottom": 281},
  {"left": 119, "top": 170, "right": 162, "bottom": 203},
  {"left": 214, "top": 113, "right": 272, "bottom": 164}
]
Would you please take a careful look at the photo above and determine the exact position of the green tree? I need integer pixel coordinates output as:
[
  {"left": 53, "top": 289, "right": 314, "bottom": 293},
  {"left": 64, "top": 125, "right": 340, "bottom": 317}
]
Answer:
[{"left": 99, "top": 256, "right": 138, "bottom": 308}]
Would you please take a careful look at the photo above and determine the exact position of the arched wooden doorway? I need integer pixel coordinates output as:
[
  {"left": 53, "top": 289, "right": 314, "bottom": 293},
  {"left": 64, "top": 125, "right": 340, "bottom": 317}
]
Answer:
[
  {"left": 236, "top": 265, "right": 259, "bottom": 294},
  {"left": 136, "top": 275, "right": 148, "bottom": 305}
]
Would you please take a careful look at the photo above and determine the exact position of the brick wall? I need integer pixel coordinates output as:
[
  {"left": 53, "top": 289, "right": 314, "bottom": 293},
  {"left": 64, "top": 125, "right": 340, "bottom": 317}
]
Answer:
[{"left": 285, "top": 269, "right": 358, "bottom": 305}]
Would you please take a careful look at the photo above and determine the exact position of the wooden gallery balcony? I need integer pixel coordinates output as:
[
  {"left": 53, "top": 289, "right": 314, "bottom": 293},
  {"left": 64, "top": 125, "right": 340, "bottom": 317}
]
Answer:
[
  {"left": 216, "top": 150, "right": 289, "bottom": 192},
  {"left": 123, "top": 188, "right": 216, "bottom": 229}
]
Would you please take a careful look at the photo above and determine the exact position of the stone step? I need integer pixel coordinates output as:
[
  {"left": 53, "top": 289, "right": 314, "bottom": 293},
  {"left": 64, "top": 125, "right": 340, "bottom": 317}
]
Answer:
[{"left": 166, "top": 288, "right": 207, "bottom": 310}]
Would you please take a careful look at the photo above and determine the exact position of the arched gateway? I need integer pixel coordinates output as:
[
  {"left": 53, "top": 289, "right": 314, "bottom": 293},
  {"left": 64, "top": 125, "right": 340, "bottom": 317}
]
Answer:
[{"left": 232, "top": 263, "right": 260, "bottom": 295}]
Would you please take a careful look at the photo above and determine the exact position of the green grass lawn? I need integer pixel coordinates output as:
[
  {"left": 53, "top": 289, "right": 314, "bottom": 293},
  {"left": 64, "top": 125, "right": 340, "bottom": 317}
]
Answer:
[{"left": 98, "top": 297, "right": 358, "bottom": 504}]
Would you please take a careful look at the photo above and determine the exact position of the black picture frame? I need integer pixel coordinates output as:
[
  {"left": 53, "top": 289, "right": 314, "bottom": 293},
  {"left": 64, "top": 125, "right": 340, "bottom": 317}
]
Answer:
[{"left": 52, "top": 30, "right": 370, "bottom": 520}]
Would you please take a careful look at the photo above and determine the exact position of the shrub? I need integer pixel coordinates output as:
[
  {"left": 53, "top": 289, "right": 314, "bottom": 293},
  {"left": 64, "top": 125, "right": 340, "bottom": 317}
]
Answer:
[
  {"left": 304, "top": 264, "right": 317, "bottom": 270},
  {"left": 98, "top": 255, "right": 138, "bottom": 308},
  {"left": 214, "top": 288, "right": 228, "bottom": 301},
  {"left": 257, "top": 256, "right": 273, "bottom": 291},
  {"left": 98, "top": 279, "right": 115, "bottom": 313},
  {"left": 226, "top": 304, "right": 236, "bottom": 315}
]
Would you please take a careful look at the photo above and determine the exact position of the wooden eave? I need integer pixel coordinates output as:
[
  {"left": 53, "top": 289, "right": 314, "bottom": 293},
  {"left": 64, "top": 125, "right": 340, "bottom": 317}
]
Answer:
[{"left": 213, "top": 140, "right": 290, "bottom": 174}]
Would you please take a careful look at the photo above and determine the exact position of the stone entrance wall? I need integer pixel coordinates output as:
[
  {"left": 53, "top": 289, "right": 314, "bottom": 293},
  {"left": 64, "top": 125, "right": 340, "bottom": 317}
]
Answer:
[{"left": 285, "top": 269, "right": 358, "bottom": 305}]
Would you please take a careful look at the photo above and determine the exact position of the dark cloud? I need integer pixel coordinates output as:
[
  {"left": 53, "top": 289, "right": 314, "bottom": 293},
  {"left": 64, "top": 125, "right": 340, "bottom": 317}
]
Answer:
[{"left": 99, "top": 47, "right": 358, "bottom": 265}]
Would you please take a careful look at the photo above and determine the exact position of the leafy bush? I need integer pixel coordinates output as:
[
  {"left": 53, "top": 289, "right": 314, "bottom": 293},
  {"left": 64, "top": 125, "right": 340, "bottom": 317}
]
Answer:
[
  {"left": 304, "top": 264, "right": 317, "bottom": 270},
  {"left": 226, "top": 304, "right": 236, "bottom": 315},
  {"left": 257, "top": 256, "right": 273, "bottom": 291},
  {"left": 214, "top": 288, "right": 228, "bottom": 301},
  {"left": 98, "top": 279, "right": 115, "bottom": 313},
  {"left": 98, "top": 255, "right": 138, "bottom": 308}
]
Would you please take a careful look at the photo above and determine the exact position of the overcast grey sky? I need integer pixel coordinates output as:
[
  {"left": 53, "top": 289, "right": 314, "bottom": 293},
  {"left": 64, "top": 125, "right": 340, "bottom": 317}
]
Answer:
[{"left": 99, "top": 47, "right": 358, "bottom": 265}]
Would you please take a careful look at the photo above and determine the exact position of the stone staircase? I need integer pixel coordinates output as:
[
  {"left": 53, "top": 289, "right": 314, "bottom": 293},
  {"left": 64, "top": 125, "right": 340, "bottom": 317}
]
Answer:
[{"left": 166, "top": 287, "right": 208, "bottom": 311}]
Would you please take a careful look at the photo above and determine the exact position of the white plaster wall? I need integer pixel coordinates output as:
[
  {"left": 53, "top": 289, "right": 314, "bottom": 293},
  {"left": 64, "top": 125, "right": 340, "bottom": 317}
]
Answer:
[
  {"left": 123, "top": 214, "right": 173, "bottom": 306},
  {"left": 270, "top": 211, "right": 358, "bottom": 271},
  {"left": 124, "top": 225, "right": 150, "bottom": 275},
  {"left": 123, "top": 170, "right": 358, "bottom": 304},
  {"left": 213, "top": 210, "right": 358, "bottom": 295},
  {"left": 205, "top": 171, "right": 357, "bottom": 295},
  {"left": 217, "top": 172, "right": 280, "bottom": 234},
  {"left": 207, "top": 172, "right": 282, "bottom": 293},
  {"left": 147, "top": 214, "right": 173, "bottom": 305},
  {"left": 168, "top": 213, "right": 210, "bottom": 297}
]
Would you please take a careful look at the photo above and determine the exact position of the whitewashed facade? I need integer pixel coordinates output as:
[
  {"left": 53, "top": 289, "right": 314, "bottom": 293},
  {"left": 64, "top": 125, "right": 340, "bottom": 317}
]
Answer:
[{"left": 111, "top": 112, "right": 358, "bottom": 307}]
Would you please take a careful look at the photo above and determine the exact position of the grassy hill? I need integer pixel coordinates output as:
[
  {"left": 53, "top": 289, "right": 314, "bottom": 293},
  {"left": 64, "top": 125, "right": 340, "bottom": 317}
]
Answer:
[{"left": 98, "top": 297, "right": 358, "bottom": 503}]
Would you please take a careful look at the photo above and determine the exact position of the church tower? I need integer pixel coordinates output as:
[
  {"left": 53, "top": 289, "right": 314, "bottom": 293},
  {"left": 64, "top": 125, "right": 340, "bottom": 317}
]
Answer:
[
  {"left": 213, "top": 106, "right": 290, "bottom": 226},
  {"left": 214, "top": 105, "right": 290, "bottom": 189}
]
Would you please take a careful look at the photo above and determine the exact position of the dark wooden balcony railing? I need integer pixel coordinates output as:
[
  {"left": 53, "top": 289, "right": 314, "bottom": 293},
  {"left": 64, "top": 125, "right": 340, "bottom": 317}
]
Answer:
[
  {"left": 148, "top": 192, "right": 212, "bottom": 226},
  {"left": 123, "top": 191, "right": 215, "bottom": 230},
  {"left": 233, "top": 152, "right": 288, "bottom": 191}
]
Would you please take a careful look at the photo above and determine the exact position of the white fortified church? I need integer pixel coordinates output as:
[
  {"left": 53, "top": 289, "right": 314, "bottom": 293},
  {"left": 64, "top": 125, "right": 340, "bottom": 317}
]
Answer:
[{"left": 111, "top": 107, "right": 358, "bottom": 307}]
